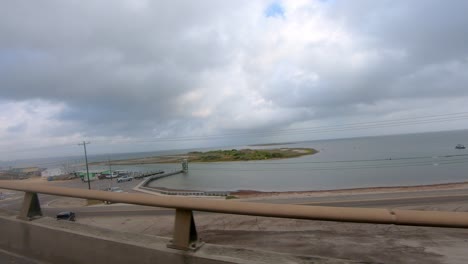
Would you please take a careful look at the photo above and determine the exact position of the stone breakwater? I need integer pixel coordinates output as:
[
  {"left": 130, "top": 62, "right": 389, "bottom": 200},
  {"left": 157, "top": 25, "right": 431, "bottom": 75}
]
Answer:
[{"left": 135, "top": 170, "right": 230, "bottom": 197}]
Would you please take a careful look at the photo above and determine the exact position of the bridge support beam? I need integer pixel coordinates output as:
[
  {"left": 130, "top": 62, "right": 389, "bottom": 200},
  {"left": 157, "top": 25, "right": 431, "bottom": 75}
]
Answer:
[
  {"left": 17, "top": 192, "right": 42, "bottom": 221},
  {"left": 167, "top": 209, "right": 203, "bottom": 251}
]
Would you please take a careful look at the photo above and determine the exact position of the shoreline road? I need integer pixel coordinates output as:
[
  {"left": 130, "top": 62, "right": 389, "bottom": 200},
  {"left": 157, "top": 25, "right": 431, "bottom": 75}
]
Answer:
[
  {"left": 299, "top": 194, "right": 468, "bottom": 209},
  {"left": 38, "top": 193, "right": 468, "bottom": 218},
  {"left": 2, "top": 184, "right": 468, "bottom": 218},
  {"left": 249, "top": 188, "right": 468, "bottom": 206}
]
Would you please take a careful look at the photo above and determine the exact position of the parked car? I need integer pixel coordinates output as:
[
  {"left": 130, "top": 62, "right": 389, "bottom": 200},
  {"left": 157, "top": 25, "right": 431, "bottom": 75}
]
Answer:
[
  {"left": 105, "top": 171, "right": 120, "bottom": 179},
  {"left": 56, "top": 211, "right": 75, "bottom": 221},
  {"left": 117, "top": 175, "right": 133, "bottom": 183}
]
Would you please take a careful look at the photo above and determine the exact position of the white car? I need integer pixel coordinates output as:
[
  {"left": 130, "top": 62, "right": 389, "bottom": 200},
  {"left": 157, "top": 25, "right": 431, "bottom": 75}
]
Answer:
[
  {"left": 103, "top": 187, "right": 124, "bottom": 204},
  {"left": 116, "top": 175, "right": 133, "bottom": 183},
  {"left": 106, "top": 187, "right": 123, "bottom": 192},
  {"left": 105, "top": 172, "right": 119, "bottom": 179}
]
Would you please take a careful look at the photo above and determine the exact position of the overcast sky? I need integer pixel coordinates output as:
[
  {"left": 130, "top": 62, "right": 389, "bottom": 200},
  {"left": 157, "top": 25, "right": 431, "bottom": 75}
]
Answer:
[{"left": 1, "top": 0, "right": 468, "bottom": 160}]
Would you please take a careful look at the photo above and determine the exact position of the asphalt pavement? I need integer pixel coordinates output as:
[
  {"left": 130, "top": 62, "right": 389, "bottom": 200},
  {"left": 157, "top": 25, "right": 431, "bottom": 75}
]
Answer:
[
  {"left": 5, "top": 192, "right": 468, "bottom": 219},
  {"left": 0, "top": 249, "right": 46, "bottom": 264},
  {"left": 299, "top": 194, "right": 468, "bottom": 208},
  {"left": 3, "top": 177, "right": 468, "bottom": 218},
  {"left": 248, "top": 188, "right": 468, "bottom": 204}
]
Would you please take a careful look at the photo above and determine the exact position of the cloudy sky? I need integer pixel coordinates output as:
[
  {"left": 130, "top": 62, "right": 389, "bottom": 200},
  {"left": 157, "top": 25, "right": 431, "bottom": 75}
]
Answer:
[{"left": 1, "top": 0, "right": 468, "bottom": 160}]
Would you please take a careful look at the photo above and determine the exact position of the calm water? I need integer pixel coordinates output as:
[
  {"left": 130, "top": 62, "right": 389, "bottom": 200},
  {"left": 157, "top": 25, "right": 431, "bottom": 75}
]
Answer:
[
  {"left": 8, "top": 130, "right": 467, "bottom": 191},
  {"left": 99, "top": 130, "right": 468, "bottom": 192},
  {"left": 132, "top": 131, "right": 468, "bottom": 191}
]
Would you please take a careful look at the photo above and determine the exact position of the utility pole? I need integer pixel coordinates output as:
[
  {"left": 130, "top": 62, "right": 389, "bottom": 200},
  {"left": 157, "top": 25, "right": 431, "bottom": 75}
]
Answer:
[
  {"left": 78, "top": 141, "right": 91, "bottom": 190},
  {"left": 182, "top": 159, "right": 188, "bottom": 173},
  {"left": 108, "top": 157, "right": 112, "bottom": 189}
]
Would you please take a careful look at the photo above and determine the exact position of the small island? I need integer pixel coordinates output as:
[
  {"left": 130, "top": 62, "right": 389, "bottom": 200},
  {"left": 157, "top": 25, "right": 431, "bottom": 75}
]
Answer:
[
  {"left": 90, "top": 148, "right": 317, "bottom": 165},
  {"left": 188, "top": 148, "right": 316, "bottom": 162}
]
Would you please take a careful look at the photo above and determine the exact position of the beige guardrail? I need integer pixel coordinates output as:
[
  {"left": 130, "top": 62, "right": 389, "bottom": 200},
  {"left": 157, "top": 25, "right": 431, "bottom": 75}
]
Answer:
[{"left": 1, "top": 180, "right": 468, "bottom": 251}]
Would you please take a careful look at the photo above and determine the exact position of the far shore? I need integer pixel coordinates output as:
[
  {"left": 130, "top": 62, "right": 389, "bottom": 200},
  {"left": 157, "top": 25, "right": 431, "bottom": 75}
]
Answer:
[
  {"left": 90, "top": 147, "right": 317, "bottom": 166},
  {"left": 248, "top": 142, "right": 295, "bottom": 146}
]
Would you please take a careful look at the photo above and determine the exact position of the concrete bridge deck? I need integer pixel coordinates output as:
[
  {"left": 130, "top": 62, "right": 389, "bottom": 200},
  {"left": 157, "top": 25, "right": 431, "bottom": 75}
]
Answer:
[
  {"left": 3, "top": 180, "right": 468, "bottom": 263},
  {"left": 0, "top": 210, "right": 357, "bottom": 264}
]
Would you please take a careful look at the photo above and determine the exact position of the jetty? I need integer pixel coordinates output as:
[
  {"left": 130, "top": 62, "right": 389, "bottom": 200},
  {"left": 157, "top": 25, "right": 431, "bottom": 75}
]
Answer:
[
  {"left": 135, "top": 169, "right": 230, "bottom": 197},
  {"left": 132, "top": 170, "right": 164, "bottom": 179}
]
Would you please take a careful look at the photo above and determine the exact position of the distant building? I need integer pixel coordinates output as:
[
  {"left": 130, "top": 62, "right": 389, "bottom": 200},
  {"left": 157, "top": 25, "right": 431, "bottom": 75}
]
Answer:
[
  {"left": 41, "top": 168, "right": 67, "bottom": 178},
  {"left": 76, "top": 170, "right": 105, "bottom": 182}
]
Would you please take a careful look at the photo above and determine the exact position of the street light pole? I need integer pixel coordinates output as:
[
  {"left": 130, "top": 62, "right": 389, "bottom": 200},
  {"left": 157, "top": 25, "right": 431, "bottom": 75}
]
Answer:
[{"left": 78, "top": 141, "right": 91, "bottom": 190}]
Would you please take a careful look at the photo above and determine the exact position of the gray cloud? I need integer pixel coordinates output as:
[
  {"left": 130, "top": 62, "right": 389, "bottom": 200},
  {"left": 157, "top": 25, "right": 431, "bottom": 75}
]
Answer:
[
  {"left": 259, "top": 0, "right": 468, "bottom": 110},
  {"left": 1, "top": 0, "right": 468, "bottom": 158},
  {"left": 0, "top": 0, "right": 251, "bottom": 138}
]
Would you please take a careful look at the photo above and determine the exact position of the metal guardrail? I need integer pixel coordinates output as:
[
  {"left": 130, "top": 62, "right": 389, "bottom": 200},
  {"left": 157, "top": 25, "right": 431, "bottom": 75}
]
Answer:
[{"left": 2, "top": 181, "right": 468, "bottom": 251}]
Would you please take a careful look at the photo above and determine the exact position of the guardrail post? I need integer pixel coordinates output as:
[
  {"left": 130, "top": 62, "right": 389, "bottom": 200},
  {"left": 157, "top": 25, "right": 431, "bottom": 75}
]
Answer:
[
  {"left": 17, "top": 192, "right": 42, "bottom": 221},
  {"left": 167, "top": 209, "right": 203, "bottom": 251}
]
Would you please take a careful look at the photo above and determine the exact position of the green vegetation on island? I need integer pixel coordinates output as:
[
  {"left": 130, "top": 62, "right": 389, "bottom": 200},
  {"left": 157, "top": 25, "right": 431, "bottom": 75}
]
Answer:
[
  {"left": 90, "top": 147, "right": 317, "bottom": 166},
  {"left": 187, "top": 148, "right": 317, "bottom": 162}
]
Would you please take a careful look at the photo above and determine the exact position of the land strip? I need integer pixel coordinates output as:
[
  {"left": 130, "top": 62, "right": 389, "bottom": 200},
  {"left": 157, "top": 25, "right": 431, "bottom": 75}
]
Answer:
[{"left": 90, "top": 148, "right": 317, "bottom": 165}]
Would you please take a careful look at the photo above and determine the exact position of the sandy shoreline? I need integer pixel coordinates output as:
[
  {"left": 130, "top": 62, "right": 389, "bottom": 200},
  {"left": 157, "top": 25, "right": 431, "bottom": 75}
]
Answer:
[{"left": 231, "top": 181, "right": 468, "bottom": 199}]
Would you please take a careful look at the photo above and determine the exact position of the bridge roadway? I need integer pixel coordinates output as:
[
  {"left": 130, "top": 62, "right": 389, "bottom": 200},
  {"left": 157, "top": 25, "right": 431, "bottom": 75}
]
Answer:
[{"left": 2, "top": 184, "right": 468, "bottom": 264}]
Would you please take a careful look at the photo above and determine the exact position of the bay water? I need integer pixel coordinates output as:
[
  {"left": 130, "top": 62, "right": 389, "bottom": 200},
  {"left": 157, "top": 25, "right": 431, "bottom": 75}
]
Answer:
[{"left": 109, "top": 130, "right": 468, "bottom": 192}]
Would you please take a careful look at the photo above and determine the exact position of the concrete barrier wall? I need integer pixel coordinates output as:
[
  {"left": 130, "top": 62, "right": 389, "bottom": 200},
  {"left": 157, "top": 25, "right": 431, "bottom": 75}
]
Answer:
[{"left": 0, "top": 214, "right": 238, "bottom": 264}]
